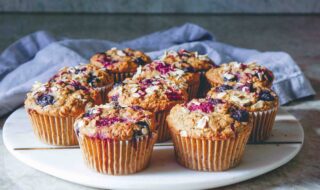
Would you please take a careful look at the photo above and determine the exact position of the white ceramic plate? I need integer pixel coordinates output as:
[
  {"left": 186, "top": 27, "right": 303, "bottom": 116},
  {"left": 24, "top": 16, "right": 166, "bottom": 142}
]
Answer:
[{"left": 3, "top": 107, "right": 303, "bottom": 189}]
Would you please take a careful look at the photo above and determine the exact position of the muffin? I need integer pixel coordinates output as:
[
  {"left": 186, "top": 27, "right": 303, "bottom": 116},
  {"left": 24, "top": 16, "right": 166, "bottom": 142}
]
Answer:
[
  {"left": 25, "top": 81, "right": 101, "bottom": 145},
  {"left": 108, "top": 77, "right": 188, "bottom": 142},
  {"left": 160, "top": 49, "right": 216, "bottom": 97},
  {"left": 207, "top": 83, "right": 278, "bottom": 143},
  {"left": 132, "top": 60, "right": 200, "bottom": 99},
  {"left": 49, "top": 64, "right": 114, "bottom": 103},
  {"left": 74, "top": 103, "right": 157, "bottom": 175},
  {"left": 167, "top": 98, "right": 252, "bottom": 171},
  {"left": 90, "top": 47, "right": 151, "bottom": 83},
  {"left": 205, "top": 62, "right": 274, "bottom": 88}
]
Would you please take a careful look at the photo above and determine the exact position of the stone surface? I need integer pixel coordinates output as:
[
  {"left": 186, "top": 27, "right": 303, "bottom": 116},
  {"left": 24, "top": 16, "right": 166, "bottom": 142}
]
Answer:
[
  {"left": 1, "top": 14, "right": 320, "bottom": 189},
  {"left": 1, "top": 0, "right": 320, "bottom": 13}
]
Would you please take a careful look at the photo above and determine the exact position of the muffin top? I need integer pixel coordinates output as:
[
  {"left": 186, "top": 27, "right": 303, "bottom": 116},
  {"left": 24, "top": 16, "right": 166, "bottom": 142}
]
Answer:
[
  {"left": 25, "top": 81, "right": 100, "bottom": 117},
  {"left": 207, "top": 83, "right": 278, "bottom": 111},
  {"left": 74, "top": 103, "right": 155, "bottom": 140},
  {"left": 167, "top": 98, "right": 251, "bottom": 140},
  {"left": 205, "top": 62, "right": 274, "bottom": 88},
  {"left": 160, "top": 49, "right": 216, "bottom": 72},
  {"left": 49, "top": 64, "right": 113, "bottom": 88},
  {"left": 90, "top": 47, "right": 151, "bottom": 73},
  {"left": 108, "top": 77, "right": 188, "bottom": 112},
  {"left": 132, "top": 60, "right": 200, "bottom": 84}
]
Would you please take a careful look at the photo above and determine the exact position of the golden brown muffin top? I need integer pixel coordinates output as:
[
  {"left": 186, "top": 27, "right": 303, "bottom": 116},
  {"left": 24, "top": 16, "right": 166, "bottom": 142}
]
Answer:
[
  {"left": 132, "top": 60, "right": 200, "bottom": 85},
  {"left": 167, "top": 98, "right": 251, "bottom": 140},
  {"left": 90, "top": 47, "right": 151, "bottom": 73},
  {"left": 75, "top": 103, "right": 155, "bottom": 140},
  {"left": 207, "top": 83, "right": 278, "bottom": 112},
  {"left": 160, "top": 49, "right": 216, "bottom": 72},
  {"left": 108, "top": 77, "right": 188, "bottom": 112},
  {"left": 49, "top": 64, "right": 113, "bottom": 88},
  {"left": 25, "top": 81, "right": 100, "bottom": 117},
  {"left": 205, "top": 62, "right": 274, "bottom": 88}
]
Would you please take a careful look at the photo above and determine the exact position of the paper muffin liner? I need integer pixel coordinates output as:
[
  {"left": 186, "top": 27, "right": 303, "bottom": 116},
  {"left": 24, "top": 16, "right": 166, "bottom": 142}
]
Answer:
[
  {"left": 27, "top": 109, "right": 78, "bottom": 146},
  {"left": 95, "top": 83, "right": 114, "bottom": 104},
  {"left": 78, "top": 133, "right": 157, "bottom": 175},
  {"left": 169, "top": 127, "right": 251, "bottom": 171},
  {"left": 110, "top": 72, "right": 134, "bottom": 83},
  {"left": 197, "top": 71, "right": 211, "bottom": 98},
  {"left": 187, "top": 80, "right": 200, "bottom": 100},
  {"left": 248, "top": 106, "right": 278, "bottom": 143},
  {"left": 155, "top": 110, "right": 171, "bottom": 142}
]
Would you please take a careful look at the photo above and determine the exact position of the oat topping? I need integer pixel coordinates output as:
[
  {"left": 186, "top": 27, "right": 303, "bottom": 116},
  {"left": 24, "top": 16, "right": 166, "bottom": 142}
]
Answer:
[{"left": 75, "top": 103, "right": 154, "bottom": 140}]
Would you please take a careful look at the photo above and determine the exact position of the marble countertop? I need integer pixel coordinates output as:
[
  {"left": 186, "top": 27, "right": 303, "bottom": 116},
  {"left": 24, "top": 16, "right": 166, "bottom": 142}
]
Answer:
[{"left": 1, "top": 14, "right": 320, "bottom": 189}]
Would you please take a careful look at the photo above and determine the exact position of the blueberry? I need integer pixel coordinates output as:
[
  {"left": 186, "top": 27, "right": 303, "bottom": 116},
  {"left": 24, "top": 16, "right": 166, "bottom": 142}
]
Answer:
[
  {"left": 230, "top": 109, "right": 249, "bottom": 122},
  {"left": 87, "top": 73, "right": 99, "bottom": 87},
  {"left": 259, "top": 90, "right": 275, "bottom": 101},
  {"left": 208, "top": 98, "right": 223, "bottom": 105},
  {"left": 182, "top": 66, "right": 194, "bottom": 72},
  {"left": 134, "top": 57, "right": 146, "bottom": 65},
  {"left": 215, "top": 85, "right": 233, "bottom": 92},
  {"left": 133, "top": 121, "right": 150, "bottom": 139},
  {"left": 36, "top": 94, "right": 54, "bottom": 107}
]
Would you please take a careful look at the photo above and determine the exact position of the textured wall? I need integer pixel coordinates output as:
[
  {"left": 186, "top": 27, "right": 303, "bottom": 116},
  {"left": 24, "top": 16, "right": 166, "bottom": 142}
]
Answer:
[{"left": 0, "top": 0, "right": 320, "bottom": 13}]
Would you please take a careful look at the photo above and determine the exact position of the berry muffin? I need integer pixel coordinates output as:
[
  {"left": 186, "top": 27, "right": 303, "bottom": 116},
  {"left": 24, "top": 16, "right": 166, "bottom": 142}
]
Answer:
[
  {"left": 160, "top": 49, "right": 216, "bottom": 97},
  {"left": 132, "top": 60, "right": 200, "bottom": 99},
  {"left": 167, "top": 98, "right": 252, "bottom": 171},
  {"left": 90, "top": 47, "right": 151, "bottom": 83},
  {"left": 75, "top": 103, "right": 157, "bottom": 175},
  {"left": 49, "top": 64, "right": 114, "bottom": 103},
  {"left": 207, "top": 83, "right": 278, "bottom": 143},
  {"left": 25, "top": 81, "right": 101, "bottom": 145},
  {"left": 108, "top": 77, "right": 188, "bottom": 142},
  {"left": 205, "top": 62, "right": 274, "bottom": 88}
]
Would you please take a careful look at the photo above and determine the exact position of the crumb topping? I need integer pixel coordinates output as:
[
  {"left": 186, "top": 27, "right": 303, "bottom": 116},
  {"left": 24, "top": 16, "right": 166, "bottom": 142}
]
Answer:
[
  {"left": 207, "top": 83, "right": 278, "bottom": 111},
  {"left": 75, "top": 103, "right": 154, "bottom": 140},
  {"left": 160, "top": 49, "right": 216, "bottom": 72},
  {"left": 90, "top": 47, "right": 151, "bottom": 73},
  {"left": 49, "top": 64, "right": 113, "bottom": 88}
]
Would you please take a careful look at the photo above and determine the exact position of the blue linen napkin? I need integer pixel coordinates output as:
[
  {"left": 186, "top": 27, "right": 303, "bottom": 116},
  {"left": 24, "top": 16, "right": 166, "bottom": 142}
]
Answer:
[{"left": 0, "top": 23, "right": 315, "bottom": 117}]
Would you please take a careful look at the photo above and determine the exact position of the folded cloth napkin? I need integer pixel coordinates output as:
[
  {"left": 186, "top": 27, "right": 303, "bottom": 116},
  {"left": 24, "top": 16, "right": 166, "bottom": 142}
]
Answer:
[{"left": 0, "top": 23, "right": 315, "bottom": 117}]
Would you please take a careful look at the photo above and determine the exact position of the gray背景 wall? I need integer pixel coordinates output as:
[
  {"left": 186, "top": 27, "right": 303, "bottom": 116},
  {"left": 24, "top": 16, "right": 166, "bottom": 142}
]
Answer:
[{"left": 1, "top": 0, "right": 320, "bottom": 13}]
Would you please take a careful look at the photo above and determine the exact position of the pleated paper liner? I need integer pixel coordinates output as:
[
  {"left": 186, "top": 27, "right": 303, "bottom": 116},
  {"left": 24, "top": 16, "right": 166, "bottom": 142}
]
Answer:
[
  {"left": 78, "top": 133, "right": 158, "bottom": 175},
  {"left": 109, "top": 72, "right": 133, "bottom": 83},
  {"left": 169, "top": 127, "right": 252, "bottom": 171},
  {"left": 248, "top": 106, "right": 278, "bottom": 143},
  {"left": 95, "top": 83, "right": 114, "bottom": 104},
  {"left": 155, "top": 110, "right": 171, "bottom": 142},
  {"left": 187, "top": 81, "right": 200, "bottom": 100},
  {"left": 197, "top": 71, "right": 211, "bottom": 98},
  {"left": 27, "top": 109, "right": 78, "bottom": 146}
]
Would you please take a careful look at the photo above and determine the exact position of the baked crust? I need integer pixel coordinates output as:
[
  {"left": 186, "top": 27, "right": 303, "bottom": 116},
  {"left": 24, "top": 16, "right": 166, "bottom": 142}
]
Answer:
[
  {"left": 205, "top": 62, "right": 274, "bottom": 88},
  {"left": 49, "top": 64, "right": 113, "bottom": 88},
  {"left": 25, "top": 81, "right": 101, "bottom": 117},
  {"left": 132, "top": 60, "right": 200, "bottom": 86},
  {"left": 108, "top": 77, "right": 188, "bottom": 112},
  {"left": 90, "top": 47, "right": 151, "bottom": 73},
  {"left": 167, "top": 98, "right": 252, "bottom": 140},
  {"left": 161, "top": 49, "right": 216, "bottom": 72},
  {"left": 207, "top": 84, "right": 278, "bottom": 112},
  {"left": 75, "top": 103, "right": 155, "bottom": 140}
]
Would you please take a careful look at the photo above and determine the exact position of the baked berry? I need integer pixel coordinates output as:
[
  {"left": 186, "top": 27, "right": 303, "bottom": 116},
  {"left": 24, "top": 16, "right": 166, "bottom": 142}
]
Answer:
[
  {"left": 230, "top": 109, "right": 249, "bottom": 122},
  {"left": 259, "top": 90, "right": 275, "bottom": 101},
  {"left": 36, "top": 94, "right": 54, "bottom": 107}
]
